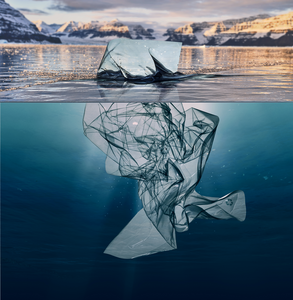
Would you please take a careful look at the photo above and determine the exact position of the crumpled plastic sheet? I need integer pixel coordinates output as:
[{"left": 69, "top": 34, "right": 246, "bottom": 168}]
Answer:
[
  {"left": 83, "top": 103, "right": 246, "bottom": 259},
  {"left": 97, "top": 39, "right": 192, "bottom": 82}
]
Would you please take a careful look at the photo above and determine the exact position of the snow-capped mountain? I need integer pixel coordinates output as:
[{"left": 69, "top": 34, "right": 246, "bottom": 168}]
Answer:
[
  {"left": 0, "top": 0, "right": 61, "bottom": 43},
  {"left": 48, "top": 23, "right": 62, "bottom": 32},
  {"left": 33, "top": 20, "right": 55, "bottom": 35},
  {"left": 56, "top": 21, "right": 84, "bottom": 33},
  {"left": 66, "top": 19, "right": 132, "bottom": 40},
  {"left": 1, "top": 1, "right": 291, "bottom": 47},
  {"left": 165, "top": 12, "right": 293, "bottom": 46},
  {"left": 128, "top": 25, "right": 155, "bottom": 40},
  {"left": 51, "top": 19, "right": 157, "bottom": 44}
]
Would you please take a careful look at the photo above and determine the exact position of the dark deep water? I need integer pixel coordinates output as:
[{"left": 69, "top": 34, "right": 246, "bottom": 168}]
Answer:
[{"left": 1, "top": 102, "right": 293, "bottom": 300}]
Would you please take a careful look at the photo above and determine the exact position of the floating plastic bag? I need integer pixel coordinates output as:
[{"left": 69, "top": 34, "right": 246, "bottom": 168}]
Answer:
[{"left": 97, "top": 39, "right": 190, "bottom": 82}]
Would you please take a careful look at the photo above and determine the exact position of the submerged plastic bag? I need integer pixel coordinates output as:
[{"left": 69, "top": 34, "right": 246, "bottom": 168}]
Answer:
[
  {"left": 97, "top": 39, "right": 189, "bottom": 82},
  {"left": 83, "top": 103, "right": 246, "bottom": 259}
]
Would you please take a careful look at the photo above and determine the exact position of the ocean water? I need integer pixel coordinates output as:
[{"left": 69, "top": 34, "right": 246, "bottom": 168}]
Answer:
[
  {"left": 0, "top": 45, "right": 292, "bottom": 101},
  {"left": 1, "top": 44, "right": 293, "bottom": 300},
  {"left": 1, "top": 102, "right": 293, "bottom": 300}
]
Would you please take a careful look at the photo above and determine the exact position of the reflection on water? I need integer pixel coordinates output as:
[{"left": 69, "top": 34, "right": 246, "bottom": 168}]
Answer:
[
  {"left": 94, "top": 81, "right": 180, "bottom": 102},
  {"left": 1, "top": 71, "right": 292, "bottom": 102},
  {"left": 0, "top": 45, "right": 104, "bottom": 91},
  {"left": 184, "top": 47, "right": 293, "bottom": 74},
  {"left": 0, "top": 45, "right": 292, "bottom": 101}
]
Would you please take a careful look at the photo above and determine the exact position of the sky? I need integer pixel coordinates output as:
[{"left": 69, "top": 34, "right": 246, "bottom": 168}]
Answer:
[{"left": 6, "top": 0, "right": 293, "bottom": 29}]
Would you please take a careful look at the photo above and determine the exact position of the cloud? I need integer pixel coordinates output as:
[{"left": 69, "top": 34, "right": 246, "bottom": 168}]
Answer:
[
  {"left": 46, "top": 0, "right": 293, "bottom": 16},
  {"left": 48, "top": 1, "right": 112, "bottom": 11},
  {"left": 35, "top": 0, "right": 293, "bottom": 25},
  {"left": 18, "top": 8, "right": 49, "bottom": 15},
  {"left": 190, "top": 0, "right": 293, "bottom": 16},
  {"left": 93, "top": 7, "right": 169, "bottom": 21}
]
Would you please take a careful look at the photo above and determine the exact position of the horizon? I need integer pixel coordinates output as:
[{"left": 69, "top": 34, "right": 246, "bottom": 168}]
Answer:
[{"left": 5, "top": 0, "right": 293, "bottom": 30}]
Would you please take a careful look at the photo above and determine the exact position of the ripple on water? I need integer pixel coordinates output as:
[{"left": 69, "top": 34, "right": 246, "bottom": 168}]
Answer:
[{"left": 0, "top": 45, "right": 292, "bottom": 101}]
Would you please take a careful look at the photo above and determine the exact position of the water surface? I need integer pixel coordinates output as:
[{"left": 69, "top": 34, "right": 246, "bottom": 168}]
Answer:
[{"left": 1, "top": 45, "right": 292, "bottom": 101}]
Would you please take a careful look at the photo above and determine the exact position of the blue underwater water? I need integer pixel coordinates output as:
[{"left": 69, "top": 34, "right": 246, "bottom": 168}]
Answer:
[{"left": 1, "top": 102, "right": 293, "bottom": 300}]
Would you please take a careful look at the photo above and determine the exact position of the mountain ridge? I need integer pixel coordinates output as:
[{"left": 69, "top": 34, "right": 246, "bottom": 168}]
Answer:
[
  {"left": 1, "top": 0, "right": 292, "bottom": 46},
  {"left": 49, "top": 12, "right": 293, "bottom": 46},
  {"left": 0, "top": 0, "right": 61, "bottom": 43},
  {"left": 165, "top": 12, "right": 293, "bottom": 46}
]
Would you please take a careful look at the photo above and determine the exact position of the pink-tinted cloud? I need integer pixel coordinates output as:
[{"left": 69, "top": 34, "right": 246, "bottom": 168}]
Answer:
[{"left": 47, "top": 0, "right": 292, "bottom": 16}]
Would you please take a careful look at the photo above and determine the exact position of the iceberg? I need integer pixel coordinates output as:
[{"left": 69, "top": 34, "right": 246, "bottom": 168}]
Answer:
[
  {"left": 83, "top": 103, "right": 246, "bottom": 259},
  {"left": 97, "top": 39, "right": 191, "bottom": 82}
]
